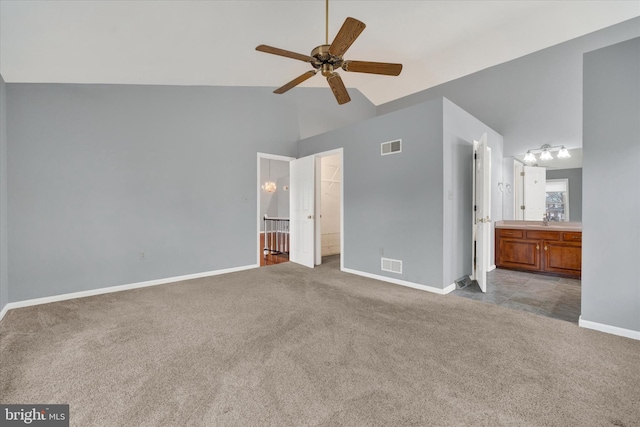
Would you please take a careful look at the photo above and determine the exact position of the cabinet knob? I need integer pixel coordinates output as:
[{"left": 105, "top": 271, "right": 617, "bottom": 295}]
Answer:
[
  {"left": 544, "top": 246, "right": 548, "bottom": 251},
  {"left": 536, "top": 245, "right": 540, "bottom": 250}
]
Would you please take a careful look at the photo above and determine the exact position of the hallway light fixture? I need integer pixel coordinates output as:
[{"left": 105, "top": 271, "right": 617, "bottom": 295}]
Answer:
[
  {"left": 523, "top": 144, "right": 571, "bottom": 163},
  {"left": 263, "top": 159, "right": 277, "bottom": 193}
]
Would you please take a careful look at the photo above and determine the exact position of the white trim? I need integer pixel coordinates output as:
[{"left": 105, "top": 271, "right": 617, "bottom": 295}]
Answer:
[
  {"left": 0, "top": 303, "right": 10, "bottom": 322},
  {"left": 579, "top": 316, "right": 640, "bottom": 341},
  {"left": 488, "top": 264, "right": 496, "bottom": 272},
  {"left": 342, "top": 267, "right": 456, "bottom": 295},
  {"left": 257, "top": 152, "right": 295, "bottom": 266},
  {"left": 0, "top": 264, "right": 257, "bottom": 323}
]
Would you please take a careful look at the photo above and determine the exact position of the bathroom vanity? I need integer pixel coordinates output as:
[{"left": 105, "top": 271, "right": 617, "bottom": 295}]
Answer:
[{"left": 495, "top": 221, "right": 582, "bottom": 279}]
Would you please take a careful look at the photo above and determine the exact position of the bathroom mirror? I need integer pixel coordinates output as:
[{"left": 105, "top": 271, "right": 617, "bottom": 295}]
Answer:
[{"left": 502, "top": 148, "right": 583, "bottom": 222}]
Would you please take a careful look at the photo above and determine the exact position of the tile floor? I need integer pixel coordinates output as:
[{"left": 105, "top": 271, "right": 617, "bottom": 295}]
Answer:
[{"left": 452, "top": 268, "right": 581, "bottom": 323}]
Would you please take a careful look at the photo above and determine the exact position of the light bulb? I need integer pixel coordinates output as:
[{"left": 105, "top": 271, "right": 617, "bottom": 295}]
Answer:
[
  {"left": 264, "top": 182, "right": 277, "bottom": 193},
  {"left": 557, "top": 146, "right": 571, "bottom": 158},
  {"left": 523, "top": 151, "right": 536, "bottom": 163},
  {"left": 540, "top": 149, "right": 553, "bottom": 161}
]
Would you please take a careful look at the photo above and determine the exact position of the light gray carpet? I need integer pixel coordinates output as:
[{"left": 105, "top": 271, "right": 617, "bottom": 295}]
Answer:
[{"left": 1, "top": 256, "right": 639, "bottom": 426}]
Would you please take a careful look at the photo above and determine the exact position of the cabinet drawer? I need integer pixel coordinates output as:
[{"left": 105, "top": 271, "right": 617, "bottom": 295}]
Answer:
[
  {"left": 526, "top": 230, "right": 560, "bottom": 240},
  {"left": 563, "top": 232, "right": 582, "bottom": 242},
  {"left": 498, "top": 229, "right": 523, "bottom": 238}
]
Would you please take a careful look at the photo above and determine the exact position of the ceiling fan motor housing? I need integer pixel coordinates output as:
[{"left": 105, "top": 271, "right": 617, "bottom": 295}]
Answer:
[{"left": 311, "top": 44, "right": 344, "bottom": 76}]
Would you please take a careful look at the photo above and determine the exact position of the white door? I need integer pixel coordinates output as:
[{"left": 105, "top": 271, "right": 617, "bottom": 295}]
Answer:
[
  {"left": 514, "top": 162, "right": 524, "bottom": 220},
  {"left": 472, "top": 134, "right": 491, "bottom": 292},
  {"left": 314, "top": 157, "right": 322, "bottom": 266},
  {"left": 290, "top": 155, "right": 316, "bottom": 268},
  {"left": 523, "top": 166, "right": 546, "bottom": 221}
]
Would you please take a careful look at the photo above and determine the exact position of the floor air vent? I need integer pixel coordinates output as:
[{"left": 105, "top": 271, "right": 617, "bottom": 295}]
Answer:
[
  {"left": 381, "top": 257, "right": 403, "bottom": 274},
  {"left": 381, "top": 139, "right": 402, "bottom": 156},
  {"left": 455, "top": 275, "right": 473, "bottom": 289}
]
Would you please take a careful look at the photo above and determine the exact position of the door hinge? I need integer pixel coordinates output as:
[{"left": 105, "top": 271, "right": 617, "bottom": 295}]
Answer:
[
  {"left": 520, "top": 205, "right": 525, "bottom": 210},
  {"left": 520, "top": 172, "right": 525, "bottom": 176},
  {"left": 474, "top": 153, "right": 477, "bottom": 160}
]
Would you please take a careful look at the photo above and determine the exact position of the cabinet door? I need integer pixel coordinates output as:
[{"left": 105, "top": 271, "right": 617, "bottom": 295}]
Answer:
[
  {"left": 542, "top": 240, "right": 582, "bottom": 278},
  {"left": 498, "top": 238, "right": 541, "bottom": 271}
]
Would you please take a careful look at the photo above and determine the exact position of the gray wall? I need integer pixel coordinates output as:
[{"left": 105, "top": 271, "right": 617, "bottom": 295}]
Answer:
[
  {"left": 546, "top": 168, "right": 582, "bottom": 222},
  {"left": 294, "top": 89, "right": 377, "bottom": 140},
  {"left": 6, "top": 83, "right": 374, "bottom": 302},
  {"left": 443, "top": 99, "right": 503, "bottom": 284},
  {"left": 378, "top": 17, "right": 640, "bottom": 158},
  {"left": 582, "top": 37, "right": 640, "bottom": 333},
  {"left": 298, "top": 97, "right": 502, "bottom": 289},
  {"left": 299, "top": 99, "right": 446, "bottom": 288},
  {"left": 0, "top": 75, "right": 7, "bottom": 313}
]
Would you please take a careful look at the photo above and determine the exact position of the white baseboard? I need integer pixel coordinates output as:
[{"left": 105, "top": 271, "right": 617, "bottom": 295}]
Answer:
[
  {"left": 0, "top": 264, "right": 258, "bottom": 323},
  {"left": 488, "top": 265, "right": 496, "bottom": 272},
  {"left": 341, "top": 268, "right": 456, "bottom": 295},
  {"left": 579, "top": 316, "right": 640, "bottom": 341},
  {"left": 0, "top": 303, "right": 10, "bottom": 323}
]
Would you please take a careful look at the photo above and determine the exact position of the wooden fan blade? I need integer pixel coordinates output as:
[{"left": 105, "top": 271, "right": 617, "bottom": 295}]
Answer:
[
  {"left": 342, "top": 61, "right": 403, "bottom": 76},
  {"left": 329, "top": 17, "right": 366, "bottom": 57},
  {"left": 326, "top": 73, "right": 351, "bottom": 105},
  {"left": 274, "top": 70, "right": 317, "bottom": 94},
  {"left": 256, "top": 45, "right": 314, "bottom": 63}
]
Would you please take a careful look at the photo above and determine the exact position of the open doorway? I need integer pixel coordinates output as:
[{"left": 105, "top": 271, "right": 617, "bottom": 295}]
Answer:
[
  {"left": 288, "top": 148, "right": 344, "bottom": 270},
  {"left": 257, "top": 153, "right": 294, "bottom": 267},
  {"left": 315, "top": 152, "right": 342, "bottom": 268}
]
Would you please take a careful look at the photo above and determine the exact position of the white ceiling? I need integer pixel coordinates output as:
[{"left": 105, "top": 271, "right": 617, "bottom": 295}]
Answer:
[{"left": 1, "top": 1, "right": 639, "bottom": 106}]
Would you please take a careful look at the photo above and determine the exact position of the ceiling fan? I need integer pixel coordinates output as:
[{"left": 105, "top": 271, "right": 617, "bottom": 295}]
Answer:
[{"left": 256, "top": 0, "right": 402, "bottom": 105}]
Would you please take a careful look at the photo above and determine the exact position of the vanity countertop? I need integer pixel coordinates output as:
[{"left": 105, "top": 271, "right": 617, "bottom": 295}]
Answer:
[{"left": 495, "top": 220, "right": 582, "bottom": 231}]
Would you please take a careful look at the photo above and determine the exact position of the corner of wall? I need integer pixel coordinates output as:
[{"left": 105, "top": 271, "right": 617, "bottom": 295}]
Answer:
[{"left": 0, "top": 73, "right": 8, "bottom": 314}]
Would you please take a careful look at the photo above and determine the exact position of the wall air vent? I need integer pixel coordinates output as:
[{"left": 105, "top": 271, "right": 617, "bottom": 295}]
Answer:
[
  {"left": 381, "top": 139, "right": 402, "bottom": 156},
  {"left": 381, "top": 257, "right": 403, "bottom": 274}
]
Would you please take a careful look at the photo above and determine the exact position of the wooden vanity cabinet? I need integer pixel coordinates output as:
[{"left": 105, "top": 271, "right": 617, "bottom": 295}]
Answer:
[{"left": 496, "top": 228, "right": 581, "bottom": 279}]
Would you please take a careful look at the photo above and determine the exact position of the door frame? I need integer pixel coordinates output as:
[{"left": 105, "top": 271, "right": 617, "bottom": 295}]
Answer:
[{"left": 256, "top": 152, "right": 295, "bottom": 267}]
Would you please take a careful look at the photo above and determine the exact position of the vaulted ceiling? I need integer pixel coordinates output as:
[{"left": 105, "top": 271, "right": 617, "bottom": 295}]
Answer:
[{"left": 1, "top": 1, "right": 639, "bottom": 105}]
